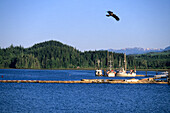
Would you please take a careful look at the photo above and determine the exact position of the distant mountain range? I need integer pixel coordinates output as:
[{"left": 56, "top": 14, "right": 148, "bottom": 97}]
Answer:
[
  {"left": 106, "top": 46, "right": 170, "bottom": 55},
  {"left": 0, "top": 40, "right": 169, "bottom": 69}
]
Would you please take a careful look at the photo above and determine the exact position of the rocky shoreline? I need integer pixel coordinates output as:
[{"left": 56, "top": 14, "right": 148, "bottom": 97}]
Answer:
[{"left": 0, "top": 78, "right": 168, "bottom": 84}]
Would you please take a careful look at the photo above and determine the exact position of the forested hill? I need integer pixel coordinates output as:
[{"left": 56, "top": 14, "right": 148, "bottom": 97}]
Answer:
[
  {"left": 0, "top": 40, "right": 169, "bottom": 69},
  {"left": 130, "top": 50, "right": 170, "bottom": 69},
  {"left": 29, "top": 40, "right": 73, "bottom": 50}
]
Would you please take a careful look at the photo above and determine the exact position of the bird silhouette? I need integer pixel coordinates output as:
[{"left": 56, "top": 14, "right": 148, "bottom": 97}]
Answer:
[{"left": 106, "top": 11, "right": 120, "bottom": 21}]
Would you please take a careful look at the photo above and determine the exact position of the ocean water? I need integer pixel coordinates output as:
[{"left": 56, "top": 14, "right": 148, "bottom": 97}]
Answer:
[
  {"left": 0, "top": 69, "right": 170, "bottom": 113},
  {"left": 0, "top": 69, "right": 164, "bottom": 81}
]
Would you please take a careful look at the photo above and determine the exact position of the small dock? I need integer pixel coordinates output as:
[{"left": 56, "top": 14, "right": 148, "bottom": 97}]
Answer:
[{"left": 0, "top": 78, "right": 168, "bottom": 84}]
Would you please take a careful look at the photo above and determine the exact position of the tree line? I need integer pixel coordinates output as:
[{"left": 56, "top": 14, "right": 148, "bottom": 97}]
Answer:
[{"left": 0, "top": 40, "right": 169, "bottom": 69}]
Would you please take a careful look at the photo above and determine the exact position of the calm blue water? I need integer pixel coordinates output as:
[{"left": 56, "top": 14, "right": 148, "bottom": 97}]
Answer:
[
  {"left": 0, "top": 69, "right": 164, "bottom": 80},
  {"left": 0, "top": 69, "right": 170, "bottom": 113}
]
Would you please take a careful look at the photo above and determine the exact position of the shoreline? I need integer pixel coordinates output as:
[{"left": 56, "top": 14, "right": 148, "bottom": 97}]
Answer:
[
  {"left": 0, "top": 79, "right": 168, "bottom": 84},
  {"left": 0, "top": 68, "right": 168, "bottom": 71}
]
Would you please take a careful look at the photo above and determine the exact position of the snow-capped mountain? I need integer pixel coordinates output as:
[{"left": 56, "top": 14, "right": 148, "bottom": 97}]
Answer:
[{"left": 107, "top": 46, "right": 170, "bottom": 55}]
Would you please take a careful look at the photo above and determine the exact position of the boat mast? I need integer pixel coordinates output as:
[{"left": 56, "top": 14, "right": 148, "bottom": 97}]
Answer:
[
  {"left": 124, "top": 53, "right": 127, "bottom": 72},
  {"left": 108, "top": 55, "right": 113, "bottom": 71},
  {"left": 97, "top": 59, "right": 100, "bottom": 70},
  {"left": 119, "top": 57, "right": 121, "bottom": 68},
  {"left": 112, "top": 52, "right": 114, "bottom": 70},
  {"left": 107, "top": 51, "right": 109, "bottom": 70}
]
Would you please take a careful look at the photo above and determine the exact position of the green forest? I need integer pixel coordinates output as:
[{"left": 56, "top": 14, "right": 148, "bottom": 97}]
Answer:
[{"left": 0, "top": 40, "right": 169, "bottom": 69}]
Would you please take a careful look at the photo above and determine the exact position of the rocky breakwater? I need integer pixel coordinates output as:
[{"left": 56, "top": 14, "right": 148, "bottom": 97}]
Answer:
[{"left": 0, "top": 78, "right": 168, "bottom": 84}]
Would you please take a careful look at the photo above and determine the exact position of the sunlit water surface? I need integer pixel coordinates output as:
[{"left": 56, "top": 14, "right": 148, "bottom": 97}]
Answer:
[{"left": 0, "top": 69, "right": 169, "bottom": 113}]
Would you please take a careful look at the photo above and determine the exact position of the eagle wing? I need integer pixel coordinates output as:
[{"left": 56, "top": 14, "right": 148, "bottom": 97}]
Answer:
[
  {"left": 111, "top": 13, "right": 120, "bottom": 21},
  {"left": 107, "top": 11, "right": 113, "bottom": 15},
  {"left": 106, "top": 11, "right": 120, "bottom": 21}
]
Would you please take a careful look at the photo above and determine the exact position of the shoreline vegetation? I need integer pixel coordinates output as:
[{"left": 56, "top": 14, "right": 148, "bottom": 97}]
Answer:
[
  {"left": 0, "top": 67, "right": 168, "bottom": 71},
  {"left": 0, "top": 40, "right": 169, "bottom": 70}
]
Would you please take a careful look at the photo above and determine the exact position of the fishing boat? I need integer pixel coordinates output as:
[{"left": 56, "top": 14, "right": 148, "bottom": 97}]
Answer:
[
  {"left": 95, "top": 59, "right": 103, "bottom": 76},
  {"left": 95, "top": 70, "right": 103, "bottom": 76},
  {"left": 116, "top": 67, "right": 136, "bottom": 77},
  {"left": 154, "top": 71, "right": 168, "bottom": 79},
  {"left": 107, "top": 55, "right": 115, "bottom": 77},
  {"left": 116, "top": 53, "right": 136, "bottom": 77},
  {"left": 107, "top": 70, "right": 116, "bottom": 77},
  {"left": 161, "top": 71, "right": 168, "bottom": 75},
  {"left": 154, "top": 74, "right": 167, "bottom": 79}
]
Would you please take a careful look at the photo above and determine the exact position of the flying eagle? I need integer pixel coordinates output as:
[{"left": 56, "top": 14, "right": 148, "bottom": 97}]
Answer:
[{"left": 106, "top": 11, "right": 120, "bottom": 21}]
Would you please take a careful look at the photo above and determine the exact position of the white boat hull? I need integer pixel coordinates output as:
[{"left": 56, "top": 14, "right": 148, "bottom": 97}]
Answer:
[
  {"left": 95, "top": 70, "right": 103, "bottom": 76},
  {"left": 116, "top": 72, "right": 136, "bottom": 77},
  {"left": 108, "top": 72, "right": 115, "bottom": 77},
  {"left": 154, "top": 74, "right": 167, "bottom": 78}
]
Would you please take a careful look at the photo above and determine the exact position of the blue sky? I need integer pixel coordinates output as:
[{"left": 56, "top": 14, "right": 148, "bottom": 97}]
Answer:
[{"left": 0, "top": 0, "right": 170, "bottom": 51}]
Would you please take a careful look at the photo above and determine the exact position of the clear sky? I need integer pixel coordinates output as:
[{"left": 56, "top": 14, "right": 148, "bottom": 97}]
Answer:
[{"left": 0, "top": 0, "right": 170, "bottom": 51}]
